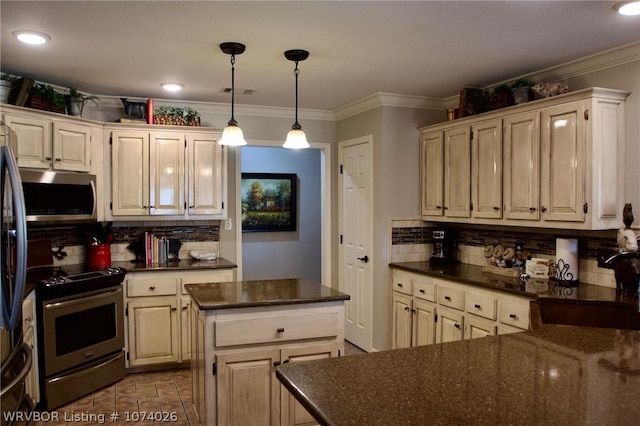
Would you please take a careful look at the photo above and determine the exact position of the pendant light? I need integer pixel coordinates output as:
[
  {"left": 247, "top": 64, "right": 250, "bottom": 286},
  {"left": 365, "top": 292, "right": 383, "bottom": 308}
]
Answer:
[
  {"left": 219, "top": 42, "right": 247, "bottom": 146},
  {"left": 283, "top": 49, "right": 310, "bottom": 149}
]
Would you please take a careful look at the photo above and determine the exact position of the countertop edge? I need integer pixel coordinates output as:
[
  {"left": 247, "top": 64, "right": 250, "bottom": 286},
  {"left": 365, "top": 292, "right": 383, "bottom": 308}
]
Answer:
[
  {"left": 276, "top": 368, "right": 331, "bottom": 426},
  {"left": 191, "top": 295, "right": 350, "bottom": 310}
]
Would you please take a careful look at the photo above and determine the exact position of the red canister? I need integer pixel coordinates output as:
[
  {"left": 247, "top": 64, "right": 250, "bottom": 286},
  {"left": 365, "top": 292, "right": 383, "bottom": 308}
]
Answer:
[
  {"left": 87, "top": 244, "right": 111, "bottom": 270},
  {"left": 147, "top": 98, "right": 154, "bottom": 124}
]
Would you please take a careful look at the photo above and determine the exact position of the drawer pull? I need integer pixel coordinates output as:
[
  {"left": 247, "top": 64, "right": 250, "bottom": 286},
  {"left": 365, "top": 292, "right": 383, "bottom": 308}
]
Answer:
[
  {"left": 509, "top": 313, "right": 517, "bottom": 319},
  {"left": 273, "top": 361, "right": 281, "bottom": 367},
  {"left": 397, "top": 283, "right": 403, "bottom": 287},
  {"left": 283, "top": 359, "right": 290, "bottom": 364},
  {"left": 404, "top": 307, "right": 410, "bottom": 311},
  {"left": 149, "top": 286, "right": 156, "bottom": 290},
  {"left": 444, "top": 296, "right": 451, "bottom": 301},
  {"left": 276, "top": 327, "right": 285, "bottom": 333},
  {"left": 419, "top": 289, "right": 425, "bottom": 294},
  {"left": 454, "top": 323, "right": 460, "bottom": 329},
  {"left": 474, "top": 304, "right": 481, "bottom": 309}
]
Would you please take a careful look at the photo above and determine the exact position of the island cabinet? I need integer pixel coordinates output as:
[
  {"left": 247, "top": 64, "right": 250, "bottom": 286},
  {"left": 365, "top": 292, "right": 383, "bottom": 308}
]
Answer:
[
  {"left": 106, "top": 125, "right": 226, "bottom": 220},
  {"left": 391, "top": 269, "right": 533, "bottom": 349},
  {"left": 186, "top": 279, "right": 348, "bottom": 426},
  {"left": 419, "top": 87, "right": 629, "bottom": 230},
  {"left": 124, "top": 269, "right": 234, "bottom": 369}
]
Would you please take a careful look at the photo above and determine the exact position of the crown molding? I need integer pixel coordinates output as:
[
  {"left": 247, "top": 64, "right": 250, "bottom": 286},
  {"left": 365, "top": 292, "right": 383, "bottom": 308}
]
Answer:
[{"left": 332, "top": 92, "right": 445, "bottom": 121}]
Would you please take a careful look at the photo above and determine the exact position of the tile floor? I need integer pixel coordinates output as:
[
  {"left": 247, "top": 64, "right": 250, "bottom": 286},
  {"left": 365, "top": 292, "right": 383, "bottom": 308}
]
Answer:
[{"left": 37, "top": 341, "right": 366, "bottom": 425}]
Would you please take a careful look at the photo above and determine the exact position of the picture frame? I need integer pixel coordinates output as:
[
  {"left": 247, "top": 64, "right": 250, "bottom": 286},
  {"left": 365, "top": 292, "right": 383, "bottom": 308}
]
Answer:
[{"left": 241, "top": 173, "right": 297, "bottom": 232}]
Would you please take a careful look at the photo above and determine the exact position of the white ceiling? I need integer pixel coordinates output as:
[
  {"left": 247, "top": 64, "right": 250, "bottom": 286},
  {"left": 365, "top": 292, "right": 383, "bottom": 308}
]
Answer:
[{"left": 1, "top": 1, "right": 639, "bottom": 112}]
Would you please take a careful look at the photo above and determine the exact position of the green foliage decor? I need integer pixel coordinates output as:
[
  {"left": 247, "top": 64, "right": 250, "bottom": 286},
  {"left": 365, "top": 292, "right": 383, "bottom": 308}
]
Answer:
[
  {"left": 153, "top": 105, "right": 201, "bottom": 126},
  {"left": 29, "top": 84, "right": 67, "bottom": 108},
  {"left": 511, "top": 78, "right": 534, "bottom": 88}
]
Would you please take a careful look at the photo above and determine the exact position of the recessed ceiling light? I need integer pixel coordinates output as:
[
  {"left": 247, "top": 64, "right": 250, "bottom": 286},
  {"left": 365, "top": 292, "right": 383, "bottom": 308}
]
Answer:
[
  {"left": 614, "top": 1, "right": 640, "bottom": 16},
  {"left": 161, "top": 82, "right": 184, "bottom": 92},
  {"left": 12, "top": 30, "right": 51, "bottom": 45}
]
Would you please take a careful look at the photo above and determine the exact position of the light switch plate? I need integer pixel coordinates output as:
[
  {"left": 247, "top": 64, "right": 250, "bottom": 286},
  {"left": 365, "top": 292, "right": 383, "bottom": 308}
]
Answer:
[{"left": 224, "top": 218, "right": 232, "bottom": 230}]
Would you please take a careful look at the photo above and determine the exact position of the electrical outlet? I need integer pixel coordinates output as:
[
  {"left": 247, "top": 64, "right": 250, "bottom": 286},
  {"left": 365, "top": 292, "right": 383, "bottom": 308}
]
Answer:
[{"left": 224, "top": 218, "right": 232, "bottom": 230}]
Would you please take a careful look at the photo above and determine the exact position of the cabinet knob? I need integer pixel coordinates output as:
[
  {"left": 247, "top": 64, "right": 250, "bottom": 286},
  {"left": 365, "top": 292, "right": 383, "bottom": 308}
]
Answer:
[
  {"left": 276, "top": 327, "right": 285, "bottom": 333},
  {"left": 404, "top": 307, "right": 410, "bottom": 311},
  {"left": 55, "top": 158, "right": 62, "bottom": 162},
  {"left": 444, "top": 206, "right": 449, "bottom": 210},
  {"left": 541, "top": 206, "right": 547, "bottom": 212},
  {"left": 182, "top": 306, "right": 188, "bottom": 310},
  {"left": 411, "top": 308, "right": 416, "bottom": 313},
  {"left": 171, "top": 307, "right": 177, "bottom": 311},
  {"left": 25, "top": 317, "right": 32, "bottom": 322},
  {"left": 419, "top": 289, "right": 425, "bottom": 294},
  {"left": 149, "top": 286, "right": 156, "bottom": 290},
  {"left": 149, "top": 205, "right": 155, "bottom": 209},
  {"left": 493, "top": 206, "right": 500, "bottom": 211},
  {"left": 45, "top": 156, "right": 52, "bottom": 161},
  {"left": 397, "top": 283, "right": 403, "bottom": 288},
  {"left": 273, "top": 361, "right": 281, "bottom": 367},
  {"left": 454, "top": 323, "right": 460, "bottom": 329},
  {"left": 529, "top": 207, "right": 537, "bottom": 212},
  {"left": 474, "top": 304, "right": 481, "bottom": 309},
  {"left": 436, "top": 206, "right": 442, "bottom": 209},
  {"left": 283, "top": 359, "right": 290, "bottom": 364},
  {"left": 189, "top": 205, "right": 195, "bottom": 209},
  {"left": 509, "top": 313, "right": 518, "bottom": 319},
  {"left": 444, "top": 296, "right": 451, "bottom": 301}
]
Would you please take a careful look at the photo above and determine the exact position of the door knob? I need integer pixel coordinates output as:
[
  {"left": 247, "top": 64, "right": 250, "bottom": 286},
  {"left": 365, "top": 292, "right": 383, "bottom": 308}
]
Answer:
[{"left": 357, "top": 255, "right": 369, "bottom": 263}]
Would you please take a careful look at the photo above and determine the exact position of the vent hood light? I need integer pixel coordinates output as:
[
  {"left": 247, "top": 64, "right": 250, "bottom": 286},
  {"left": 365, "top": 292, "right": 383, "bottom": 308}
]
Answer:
[{"left": 13, "top": 30, "right": 50, "bottom": 45}]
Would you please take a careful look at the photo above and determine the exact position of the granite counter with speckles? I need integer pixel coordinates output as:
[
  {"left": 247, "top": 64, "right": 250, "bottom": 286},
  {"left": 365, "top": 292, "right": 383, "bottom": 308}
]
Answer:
[
  {"left": 185, "top": 278, "right": 350, "bottom": 310},
  {"left": 276, "top": 325, "right": 640, "bottom": 425}
]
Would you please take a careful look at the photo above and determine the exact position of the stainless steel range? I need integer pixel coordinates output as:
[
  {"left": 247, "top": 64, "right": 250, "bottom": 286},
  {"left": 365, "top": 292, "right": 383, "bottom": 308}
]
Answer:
[{"left": 30, "top": 265, "right": 127, "bottom": 410}]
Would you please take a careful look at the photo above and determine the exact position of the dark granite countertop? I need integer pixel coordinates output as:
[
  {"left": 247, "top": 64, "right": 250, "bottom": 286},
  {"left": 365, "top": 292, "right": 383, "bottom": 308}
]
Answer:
[
  {"left": 390, "top": 261, "right": 639, "bottom": 311},
  {"left": 110, "top": 257, "right": 237, "bottom": 272},
  {"left": 277, "top": 325, "right": 640, "bottom": 425},
  {"left": 185, "top": 278, "right": 350, "bottom": 310}
]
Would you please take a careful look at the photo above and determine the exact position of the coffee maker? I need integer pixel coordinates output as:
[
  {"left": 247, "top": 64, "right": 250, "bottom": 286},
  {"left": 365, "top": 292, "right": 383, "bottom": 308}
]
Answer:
[{"left": 430, "top": 228, "right": 457, "bottom": 263}]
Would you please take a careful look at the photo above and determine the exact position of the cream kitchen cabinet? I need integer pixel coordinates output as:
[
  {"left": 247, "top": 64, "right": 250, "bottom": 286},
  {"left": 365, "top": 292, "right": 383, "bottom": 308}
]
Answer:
[
  {"left": 419, "top": 87, "right": 629, "bottom": 229},
  {"left": 22, "top": 289, "right": 39, "bottom": 405},
  {"left": 124, "top": 269, "right": 234, "bottom": 369},
  {"left": 391, "top": 270, "right": 437, "bottom": 349},
  {"left": 3, "top": 109, "right": 95, "bottom": 172},
  {"left": 190, "top": 296, "right": 345, "bottom": 426},
  {"left": 391, "top": 268, "right": 532, "bottom": 347},
  {"left": 107, "top": 125, "right": 225, "bottom": 219},
  {"left": 420, "top": 126, "right": 471, "bottom": 218}
]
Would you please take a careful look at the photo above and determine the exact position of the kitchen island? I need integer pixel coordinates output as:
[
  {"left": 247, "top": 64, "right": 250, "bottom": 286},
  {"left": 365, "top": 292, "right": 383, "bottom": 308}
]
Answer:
[
  {"left": 185, "top": 278, "right": 350, "bottom": 426},
  {"left": 276, "top": 325, "right": 640, "bottom": 425}
]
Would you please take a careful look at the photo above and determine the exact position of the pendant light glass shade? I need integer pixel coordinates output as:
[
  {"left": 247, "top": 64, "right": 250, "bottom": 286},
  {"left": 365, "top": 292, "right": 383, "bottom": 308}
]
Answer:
[
  {"left": 283, "top": 127, "right": 309, "bottom": 149},
  {"left": 219, "top": 42, "right": 247, "bottom": 146},
  {"left": 283, "top": 49, "right": 310, "bottom": 149}
]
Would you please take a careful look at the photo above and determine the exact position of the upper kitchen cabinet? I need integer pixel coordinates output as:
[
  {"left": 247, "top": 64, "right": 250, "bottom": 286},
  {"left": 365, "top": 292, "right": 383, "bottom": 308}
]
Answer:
[
  {"left": 3, "top": 106, "right": 97, "bottom": 172},
  {"left": 107, "top": 125, "right": 226, "bottom": 220},
  {"left": 420, "top": 126, "right": 471, "bottom": 218},
  {"left": 419, "top": 87, "right": 629, "bottom": 230}
]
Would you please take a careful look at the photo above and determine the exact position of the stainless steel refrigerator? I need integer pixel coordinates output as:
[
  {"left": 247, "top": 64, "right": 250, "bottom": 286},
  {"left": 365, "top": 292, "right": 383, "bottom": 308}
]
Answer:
[{"left": 1, "top": 141, "right": 33, "bottom": 422}]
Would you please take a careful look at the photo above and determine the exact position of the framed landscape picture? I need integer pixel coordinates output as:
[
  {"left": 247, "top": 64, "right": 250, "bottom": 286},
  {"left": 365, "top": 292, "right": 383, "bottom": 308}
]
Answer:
[{"left": 241, "top": 173, "right": 297, "bottom": 232}]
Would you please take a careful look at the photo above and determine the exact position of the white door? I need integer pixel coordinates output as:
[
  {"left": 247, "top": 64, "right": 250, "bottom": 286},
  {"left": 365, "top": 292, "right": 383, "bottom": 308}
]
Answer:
[{"left": 338, "top": 136, "right": 373, "bottom": 351}]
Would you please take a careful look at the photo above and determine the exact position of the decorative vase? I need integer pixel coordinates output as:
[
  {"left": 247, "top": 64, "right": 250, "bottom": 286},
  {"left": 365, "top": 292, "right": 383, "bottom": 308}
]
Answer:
[
  {"left": 67, "top": 98, "right": 83, "bottom": 116},
  {"left": 512, "top": 86, "right": 532, "bottom": 104},
  {"left": 0, "top": 80, "right": 12, "bottom": 104}
]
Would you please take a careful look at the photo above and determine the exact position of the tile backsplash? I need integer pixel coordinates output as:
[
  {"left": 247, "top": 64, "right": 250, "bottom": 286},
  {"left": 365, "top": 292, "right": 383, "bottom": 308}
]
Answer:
[
  {"left": 390, "top": 219, "right": 621, "bottom": 288},
  {"left": 28, "top": 220, "right": 221, "bottom": 266}
]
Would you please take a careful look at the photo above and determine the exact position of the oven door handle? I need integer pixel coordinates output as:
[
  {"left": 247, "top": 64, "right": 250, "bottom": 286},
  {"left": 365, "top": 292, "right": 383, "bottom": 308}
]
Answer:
[{"left": 45, "top": 288, "right": 121, "bottom": 310}]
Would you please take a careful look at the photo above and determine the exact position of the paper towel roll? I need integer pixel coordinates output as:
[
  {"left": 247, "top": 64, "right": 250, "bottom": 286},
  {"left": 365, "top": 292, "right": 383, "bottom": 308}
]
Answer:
[{"left": 555, "top": 238, "right": 579, "bottom": 282}]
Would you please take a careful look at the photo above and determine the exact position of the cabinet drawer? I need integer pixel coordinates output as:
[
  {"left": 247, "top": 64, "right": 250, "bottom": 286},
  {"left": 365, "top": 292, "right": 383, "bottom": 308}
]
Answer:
[
  {"left": 497, "top": 300, "right": 530, "bottom": 330},
  {"left": 127, "top": 277, "right": 178, "bottom": 297},
  {"left": 438, "top": 285, "right": 464, "bottom": 310},
  {"left": 180, "top": 270, "right": 234, "bottom": 294},
  {"left": 465, "top": 291, "right": 497, "bottom": 320},
  {"left": 392, "top": 275, "right": 412, "bottom": 295},
  {"left": 413, "top": 279, "right": 436, "bottom": 302},
  {"left": 215, "top": 313, "right": 339, "bottom": 347}
]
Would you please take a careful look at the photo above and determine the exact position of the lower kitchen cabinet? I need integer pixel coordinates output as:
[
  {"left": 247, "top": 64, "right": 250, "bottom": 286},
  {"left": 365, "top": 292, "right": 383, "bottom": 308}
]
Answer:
[
  {"left": 125, "top": 269, "right": 234, "bottom": 369},
  {"left": 190, "top": 300, "right": 345, "bottom": 426},
  {"left": 391, "top": 268, "right": 533, "bottom": 348},
  {"left": 127, "top": 297, "right": 179, "bottom": 366}
]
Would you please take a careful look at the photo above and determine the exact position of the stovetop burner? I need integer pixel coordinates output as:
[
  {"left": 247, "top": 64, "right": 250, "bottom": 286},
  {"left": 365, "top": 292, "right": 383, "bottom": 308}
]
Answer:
[{"left": 29, "top": 265, "right": 127, "bottom": 299}]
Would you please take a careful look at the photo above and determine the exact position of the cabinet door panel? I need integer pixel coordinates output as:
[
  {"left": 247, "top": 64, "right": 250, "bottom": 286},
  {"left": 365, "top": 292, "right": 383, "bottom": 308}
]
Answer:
[
  {"left": 540, "top": 101, "right": 585, "bottom": 222},
  {"left": 392, "top": 293, "right": 413, "bottom": 349},
  {"left": 188, "top": 134, "right": 224, "bottom": 215},
  {"left": 504, "top": 112, "right": 540, "bottom": 220},
  {"left": 465, "top": 317, "right": 496, "bottom": 340},
  {"left": 472, "top": 119, "right": 502, "bottom": 218},
  {"left": 111, "top": 131, "right": 149, "bottom": 215},
  {"left": 413, "top": 300, "right": 436, "bottom": 347},
  {"left": 421, "top": 132, "right": 444, "bottom": 216},
  {"left": 127, "top": 297, "right": 178, "bottom": 366},
  {"left": 281, "top": 343, "right": 338, "bottom": 426},
  {"left": 216, "top": 349, "right": 280, "bottom": 426},
  {"left": 150, "top": 133, "right": 185, "bottom": 215},
  {"left": 444, "top": 126, "right": 471, "bottom": 217},
  {"left": 180, "top": 296, "right": 192, "bottom": 362},
  {"left": 4, "top": 114, "right": 52, "bottom": 169},
  {"left": 436, "top": 307, "right": 464, "bottom": 344},
  {"left": 53, "top": 122, "right": 91, "bottom": 172}
]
